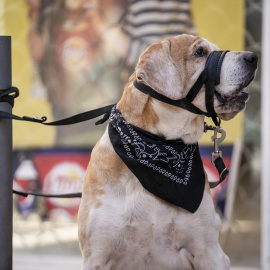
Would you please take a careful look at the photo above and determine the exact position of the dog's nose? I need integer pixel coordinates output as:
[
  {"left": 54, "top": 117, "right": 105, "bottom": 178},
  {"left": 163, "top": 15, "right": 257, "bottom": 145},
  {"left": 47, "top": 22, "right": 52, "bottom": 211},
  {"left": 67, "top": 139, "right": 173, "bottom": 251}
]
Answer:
[{"left": 243, "top": 52, "right": 258, "bottom": 67}]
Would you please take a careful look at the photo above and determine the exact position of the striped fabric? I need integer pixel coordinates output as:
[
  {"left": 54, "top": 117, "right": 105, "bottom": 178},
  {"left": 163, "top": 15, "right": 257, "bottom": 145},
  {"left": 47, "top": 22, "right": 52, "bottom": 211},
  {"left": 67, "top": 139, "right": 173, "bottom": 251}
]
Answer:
[{"left": 121, "top": 0, "right": 196, "bottom": 66}]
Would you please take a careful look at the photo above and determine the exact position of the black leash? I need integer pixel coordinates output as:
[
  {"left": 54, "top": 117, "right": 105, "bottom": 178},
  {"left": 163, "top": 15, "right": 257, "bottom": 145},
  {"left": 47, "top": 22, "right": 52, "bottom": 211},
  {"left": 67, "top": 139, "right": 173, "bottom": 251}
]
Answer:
[
  {"left": 0, "top": 87, "right": 114, "bottom": 198},
  {"left": 13, "top": 189, "right": 82, "bottom": 198},
  {"left": 0, "top": 102, "right": 115, "bottom": 126},
  {"left": 0, "top": 86, "right": 115, "bottom": 126},
  {"left": 9, "top": 103, "right": 113, "bottom": 198},
  {"left": 209, "top": 156, "right": 229, "bottom": 188}
]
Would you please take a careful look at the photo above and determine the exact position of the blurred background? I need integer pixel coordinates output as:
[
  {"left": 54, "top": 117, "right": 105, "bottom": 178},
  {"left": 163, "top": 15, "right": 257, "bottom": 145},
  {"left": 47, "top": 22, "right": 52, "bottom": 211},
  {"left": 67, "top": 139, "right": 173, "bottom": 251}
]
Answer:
[{"left": 0, "top": 0, "right": 265, "bottom": 269}]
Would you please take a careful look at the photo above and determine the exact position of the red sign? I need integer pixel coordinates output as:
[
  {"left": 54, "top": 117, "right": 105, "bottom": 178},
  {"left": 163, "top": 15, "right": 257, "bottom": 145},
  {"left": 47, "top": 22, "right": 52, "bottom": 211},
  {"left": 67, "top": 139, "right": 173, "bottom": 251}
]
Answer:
[{"left": 33, "top": 153, "right": 90, "bottom": 220}]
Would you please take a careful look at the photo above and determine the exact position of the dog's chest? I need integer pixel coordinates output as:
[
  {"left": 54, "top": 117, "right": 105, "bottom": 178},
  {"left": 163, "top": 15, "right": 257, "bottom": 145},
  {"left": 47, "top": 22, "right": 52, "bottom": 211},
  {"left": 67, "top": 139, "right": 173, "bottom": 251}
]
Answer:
[{"left": 91, "top": 173, "right": 218, "bottom": 269}]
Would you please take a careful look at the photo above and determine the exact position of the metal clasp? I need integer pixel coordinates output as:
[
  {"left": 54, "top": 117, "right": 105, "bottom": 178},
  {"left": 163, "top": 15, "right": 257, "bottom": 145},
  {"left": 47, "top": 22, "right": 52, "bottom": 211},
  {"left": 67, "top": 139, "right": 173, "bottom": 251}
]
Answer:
[
  {"left": 211, "top": 127, "right": 226, "bottom": 164},
  {"left": 22, "top": 115, "right": 47, "bottom": 123},
  {"left": 33, "top": 116, "right": 47, "bottom": 122}
]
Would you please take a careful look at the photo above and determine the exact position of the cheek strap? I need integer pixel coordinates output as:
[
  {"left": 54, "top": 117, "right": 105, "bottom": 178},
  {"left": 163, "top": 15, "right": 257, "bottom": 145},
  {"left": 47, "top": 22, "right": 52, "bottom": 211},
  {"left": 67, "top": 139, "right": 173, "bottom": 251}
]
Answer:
[{"left": 133, "top": 80, "right": 210, "bottom": 116}]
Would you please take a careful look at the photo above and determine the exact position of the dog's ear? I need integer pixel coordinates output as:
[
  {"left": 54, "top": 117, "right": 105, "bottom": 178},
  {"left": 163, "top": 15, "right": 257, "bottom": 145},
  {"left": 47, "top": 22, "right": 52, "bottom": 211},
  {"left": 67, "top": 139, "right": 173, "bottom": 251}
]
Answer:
[{"left": 135, "top": 40, "right": 184, "bottom": 100}]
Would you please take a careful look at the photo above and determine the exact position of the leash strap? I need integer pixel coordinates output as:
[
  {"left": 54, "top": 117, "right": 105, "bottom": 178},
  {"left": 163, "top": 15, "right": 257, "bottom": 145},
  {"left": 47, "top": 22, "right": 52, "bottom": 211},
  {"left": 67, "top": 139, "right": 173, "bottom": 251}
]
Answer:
[
  {"left": 0, "top": 86, "right": 115, "bottom": 126},
  {"left": 13, "top": 189, "right": 82, "bottom": 198},
  {"left": 0, "top": 86, "right": 19, "bottom": 108},
  {"left": 209, "top": 156, "right": 229, "bottom": 188},
  {"left": 0, "top": 104, "right": 115, "bottom": 126},
  {"left": 0, "top": 89, "right": 113, "bottom": 198}
]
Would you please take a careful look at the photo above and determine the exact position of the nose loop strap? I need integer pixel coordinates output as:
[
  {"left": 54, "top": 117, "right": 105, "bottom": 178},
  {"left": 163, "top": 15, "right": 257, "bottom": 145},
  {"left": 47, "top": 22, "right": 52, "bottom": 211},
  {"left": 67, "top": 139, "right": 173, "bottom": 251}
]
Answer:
[
  {"left": 205, "top": 50, "right": 229, "bottom": 126},
  {"left": 215, "top": 50, "right": 229, "bottom": 85}
]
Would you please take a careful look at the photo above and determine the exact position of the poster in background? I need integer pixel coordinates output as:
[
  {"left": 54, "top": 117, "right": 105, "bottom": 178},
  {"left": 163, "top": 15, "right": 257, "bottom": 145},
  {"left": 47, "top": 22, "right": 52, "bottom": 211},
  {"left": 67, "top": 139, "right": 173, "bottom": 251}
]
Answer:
[
  {"left": 1, "top": 0, "right": 244, "bottom": 219},
  {"left": 2, "top": 0, "right": 244, "bottom": 148}
]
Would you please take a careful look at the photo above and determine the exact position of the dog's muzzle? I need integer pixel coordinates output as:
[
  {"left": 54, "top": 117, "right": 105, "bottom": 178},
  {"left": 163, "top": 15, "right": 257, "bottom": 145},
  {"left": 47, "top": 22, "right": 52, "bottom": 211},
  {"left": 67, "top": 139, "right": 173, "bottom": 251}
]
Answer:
[{"left": 134, "top": 50, "right": 230, "bottom": 127}]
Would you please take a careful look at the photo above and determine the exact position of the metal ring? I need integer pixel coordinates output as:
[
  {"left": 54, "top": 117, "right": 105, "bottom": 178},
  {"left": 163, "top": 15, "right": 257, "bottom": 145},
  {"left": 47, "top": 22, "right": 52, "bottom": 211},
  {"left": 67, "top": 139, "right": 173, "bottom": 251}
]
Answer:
[{"left": 220, "top": 167, "right": 229, "bottom": 180}]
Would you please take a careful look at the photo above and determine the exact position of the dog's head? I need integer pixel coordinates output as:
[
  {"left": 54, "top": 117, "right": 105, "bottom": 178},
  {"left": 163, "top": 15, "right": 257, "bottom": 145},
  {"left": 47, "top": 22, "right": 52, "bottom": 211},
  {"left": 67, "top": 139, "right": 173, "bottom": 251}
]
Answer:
[{"left": 135, "top": 34, "right": 257, "bottom": 122}]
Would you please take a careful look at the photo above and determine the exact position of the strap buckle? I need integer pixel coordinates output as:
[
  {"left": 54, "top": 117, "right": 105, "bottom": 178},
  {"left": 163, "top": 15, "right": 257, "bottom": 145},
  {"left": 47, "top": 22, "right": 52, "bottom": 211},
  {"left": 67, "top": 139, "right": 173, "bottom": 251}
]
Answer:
[
  {"left": 211, "top": 151, "right": 222, "bottom": 164},
  {"left": 220, "top": 166, "right": 229, "bottom": 180},
  {"left": 22, "top": 116, "right": 47, "bottom": 123},
  {"left": 204, "top": 122, "right": 215, "bottom": 132}
]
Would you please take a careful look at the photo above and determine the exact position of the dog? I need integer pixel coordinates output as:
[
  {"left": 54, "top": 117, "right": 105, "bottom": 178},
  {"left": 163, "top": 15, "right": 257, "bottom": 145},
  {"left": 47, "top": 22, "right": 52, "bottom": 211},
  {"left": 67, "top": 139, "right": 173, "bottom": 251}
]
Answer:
[{"left": 78, "top": 34, "right": 257, "bottom": 270}]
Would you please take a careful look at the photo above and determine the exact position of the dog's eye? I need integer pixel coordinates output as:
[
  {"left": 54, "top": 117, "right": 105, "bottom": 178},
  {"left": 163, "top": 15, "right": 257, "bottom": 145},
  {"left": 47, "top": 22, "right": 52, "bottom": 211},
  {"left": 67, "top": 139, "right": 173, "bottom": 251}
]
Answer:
[{"left": 195, "top": 47, "right": 206, "bottom": 57}]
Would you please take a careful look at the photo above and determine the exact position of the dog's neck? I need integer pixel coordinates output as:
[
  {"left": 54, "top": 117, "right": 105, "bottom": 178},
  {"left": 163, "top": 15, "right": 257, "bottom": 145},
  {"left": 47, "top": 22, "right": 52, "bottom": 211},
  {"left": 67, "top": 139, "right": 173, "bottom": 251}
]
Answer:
[{"left": 117, "top": 79, "right": 205, "bottom": 144}]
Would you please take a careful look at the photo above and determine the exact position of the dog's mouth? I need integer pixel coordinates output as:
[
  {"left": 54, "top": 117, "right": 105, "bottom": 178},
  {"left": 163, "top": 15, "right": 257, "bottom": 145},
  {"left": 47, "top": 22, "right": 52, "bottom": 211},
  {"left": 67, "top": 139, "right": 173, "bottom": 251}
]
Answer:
[
  {"left": 214, "top": 88, "right": 249, "bottom": 104},
  {"left": 214, "top": 75, "right": 255, "bottom": 104}
]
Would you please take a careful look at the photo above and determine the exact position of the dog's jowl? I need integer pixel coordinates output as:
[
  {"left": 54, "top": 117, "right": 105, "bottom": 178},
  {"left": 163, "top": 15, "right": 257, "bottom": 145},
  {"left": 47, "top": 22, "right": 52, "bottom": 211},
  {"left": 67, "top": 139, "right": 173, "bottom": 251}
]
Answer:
[{"left": 78, "top": 34, "right": 257, "bottom": 270}]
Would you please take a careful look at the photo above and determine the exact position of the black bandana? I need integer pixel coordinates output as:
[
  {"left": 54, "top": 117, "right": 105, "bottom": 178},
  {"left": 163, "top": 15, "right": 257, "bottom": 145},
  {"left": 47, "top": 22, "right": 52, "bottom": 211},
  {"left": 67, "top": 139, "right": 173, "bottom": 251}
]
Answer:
[{"left": 108, "top": 106, "right": 205, "bottom": 213}]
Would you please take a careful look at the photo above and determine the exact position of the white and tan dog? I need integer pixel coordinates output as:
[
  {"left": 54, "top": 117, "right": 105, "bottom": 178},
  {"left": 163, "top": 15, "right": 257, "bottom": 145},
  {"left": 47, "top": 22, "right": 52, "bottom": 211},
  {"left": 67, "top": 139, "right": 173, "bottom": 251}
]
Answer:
[{"left": 78, "top": 34, "right": 257, "bottom": 270}]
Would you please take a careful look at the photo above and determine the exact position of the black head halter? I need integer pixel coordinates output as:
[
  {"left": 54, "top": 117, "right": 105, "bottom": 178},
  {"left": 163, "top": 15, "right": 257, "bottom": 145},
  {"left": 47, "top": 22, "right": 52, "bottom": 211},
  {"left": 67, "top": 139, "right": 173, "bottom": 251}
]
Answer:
[{"left": 134, "top": 50, "right": 230, "bottom": 127}]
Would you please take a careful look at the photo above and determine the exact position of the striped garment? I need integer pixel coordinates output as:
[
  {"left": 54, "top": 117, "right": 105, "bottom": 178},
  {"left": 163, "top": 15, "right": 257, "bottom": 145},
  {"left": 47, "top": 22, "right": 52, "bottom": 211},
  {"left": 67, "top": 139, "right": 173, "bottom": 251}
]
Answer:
[{"left": 121, "top": 0, "right": 196, "bottom": 66}]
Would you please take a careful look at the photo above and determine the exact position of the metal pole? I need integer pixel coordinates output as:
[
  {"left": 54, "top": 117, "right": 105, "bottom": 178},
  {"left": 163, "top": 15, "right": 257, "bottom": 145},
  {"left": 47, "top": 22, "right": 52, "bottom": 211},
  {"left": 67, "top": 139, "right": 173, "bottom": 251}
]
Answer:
[
  {"left": 0, "top": 36, "right": 13, "bottom": 270},
  {"left": 262, "top": 0, "right": 270, "bottom": 268}
]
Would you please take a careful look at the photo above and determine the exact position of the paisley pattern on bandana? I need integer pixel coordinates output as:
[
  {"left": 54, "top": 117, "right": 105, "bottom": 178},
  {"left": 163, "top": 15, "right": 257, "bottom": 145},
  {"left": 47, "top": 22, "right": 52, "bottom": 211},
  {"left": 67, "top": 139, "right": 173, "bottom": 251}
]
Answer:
[{"left": 108, "top": 106, "right": 205, "bottom": 213}]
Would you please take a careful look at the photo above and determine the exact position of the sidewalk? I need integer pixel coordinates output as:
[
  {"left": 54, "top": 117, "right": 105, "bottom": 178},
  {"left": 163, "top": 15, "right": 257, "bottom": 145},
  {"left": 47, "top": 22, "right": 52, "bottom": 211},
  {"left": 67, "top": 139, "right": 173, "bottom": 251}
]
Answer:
[
  {"left": 13, "top": 253, "right": 260, "bottom": 270},
  {"left": 14, "top": 253, "right": 81, "bottom": 270}
]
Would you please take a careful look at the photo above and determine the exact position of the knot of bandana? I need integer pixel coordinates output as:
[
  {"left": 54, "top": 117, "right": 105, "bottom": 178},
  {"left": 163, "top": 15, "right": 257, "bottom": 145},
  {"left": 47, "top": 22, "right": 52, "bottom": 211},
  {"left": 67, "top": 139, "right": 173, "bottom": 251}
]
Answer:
[{"left": 108, "top": 106, "right": 205, "bottom": 213}]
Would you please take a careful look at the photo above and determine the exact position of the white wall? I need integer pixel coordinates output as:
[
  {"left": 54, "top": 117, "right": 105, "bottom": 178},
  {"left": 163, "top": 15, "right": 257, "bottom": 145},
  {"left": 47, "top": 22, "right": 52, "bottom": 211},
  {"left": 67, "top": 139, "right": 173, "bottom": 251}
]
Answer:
[{"left": 261, "top": 0, "right": 270, "bottom": 269}]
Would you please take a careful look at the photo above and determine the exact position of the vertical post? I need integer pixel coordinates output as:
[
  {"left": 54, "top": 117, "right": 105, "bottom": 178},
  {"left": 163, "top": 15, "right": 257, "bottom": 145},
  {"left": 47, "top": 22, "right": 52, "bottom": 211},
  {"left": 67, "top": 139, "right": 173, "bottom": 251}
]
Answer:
[
  {"left": 262, "top": 0, "right": 270, "bottom": 269},
  {"left": 0, "top": 36, "right": 13, "bottom": 269}
]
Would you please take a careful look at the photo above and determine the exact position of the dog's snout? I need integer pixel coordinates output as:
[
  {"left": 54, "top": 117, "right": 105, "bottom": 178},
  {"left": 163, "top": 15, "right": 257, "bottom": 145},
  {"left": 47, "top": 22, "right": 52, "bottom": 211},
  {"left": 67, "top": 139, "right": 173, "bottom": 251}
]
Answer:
[{"left": 243, "top": 52, "right": 258, "bottom": 67}]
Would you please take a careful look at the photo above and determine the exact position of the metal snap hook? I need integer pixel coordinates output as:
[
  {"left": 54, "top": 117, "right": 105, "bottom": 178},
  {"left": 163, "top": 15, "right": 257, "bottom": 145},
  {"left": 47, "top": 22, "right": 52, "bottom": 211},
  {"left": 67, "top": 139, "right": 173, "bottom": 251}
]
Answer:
[{"left": 211, "top": 127, "right": 226, "bottom": 164}]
